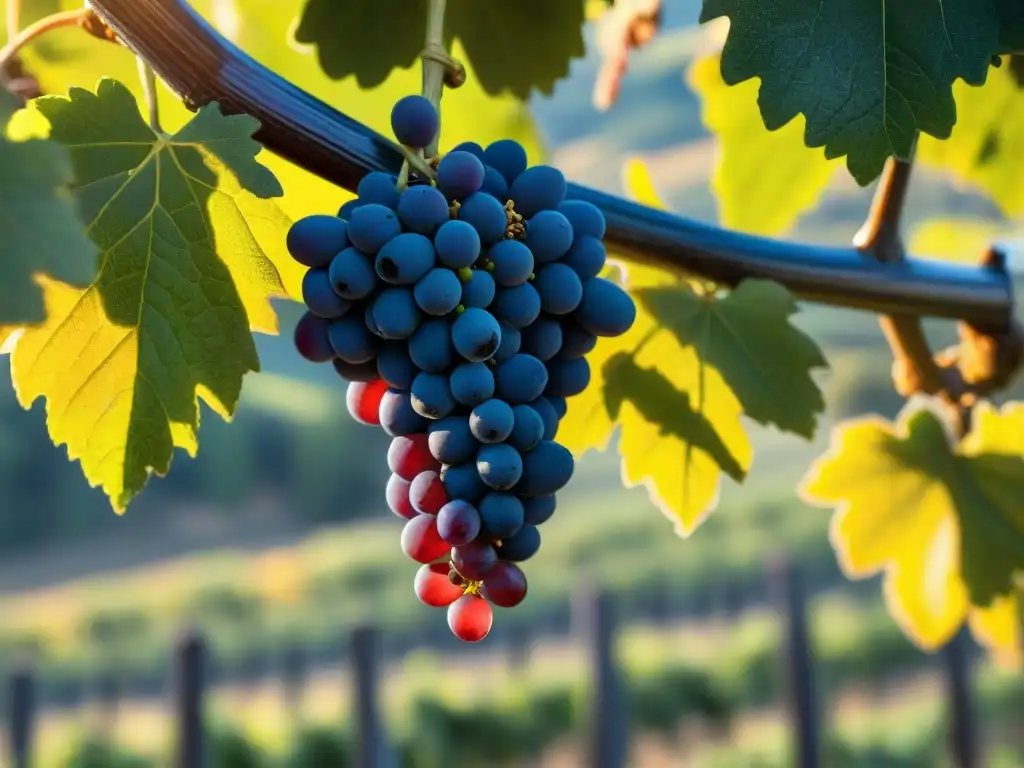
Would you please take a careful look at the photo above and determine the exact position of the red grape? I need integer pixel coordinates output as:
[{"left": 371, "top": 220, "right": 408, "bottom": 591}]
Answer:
[
  {"left": 385, "top": 474, "right": 417, "bottom": 520},
  {"left": 346, "top": 379, "right": 389, "bottom": 425},
  {"left": 400, "top": 515, "right": 451, "bottom": 563},
  {"left": 294, "top": 312, "right": 334, "bottom": 362},
  {"left": 437, "top": 500, "right": 481, "bottom": 546},
  {"left": 409, "top": 470, "right": 449, "bottom": 515},
  {"left": 414, "top": 563, "right": 465, "bottom": 607},
  {"left": 447, "top": 594, "right": 493, "bottom": 642},
  {"left": 481, "top": 562, "right": 528, "bottom": 608},
  {"left": 451, "top": 539, "right": 497, "bottom": 581},
  {"left": 388, "top": 434, "right": 439, "bottom": 481}
]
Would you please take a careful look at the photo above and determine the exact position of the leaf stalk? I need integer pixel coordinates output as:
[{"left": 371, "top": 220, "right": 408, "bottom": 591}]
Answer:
[{"left": 0, "top": 8, "right": 93, "bottom": 74}]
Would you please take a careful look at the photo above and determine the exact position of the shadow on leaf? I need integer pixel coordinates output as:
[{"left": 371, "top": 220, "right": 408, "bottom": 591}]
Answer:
[{"left": 601, "top": 352, "right": 747, "bottom": 483}]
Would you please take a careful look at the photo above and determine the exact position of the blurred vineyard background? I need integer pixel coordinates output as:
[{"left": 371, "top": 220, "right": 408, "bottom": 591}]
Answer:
[{"left": 3, "top": 0, "right": 1024, "bottom": 765}]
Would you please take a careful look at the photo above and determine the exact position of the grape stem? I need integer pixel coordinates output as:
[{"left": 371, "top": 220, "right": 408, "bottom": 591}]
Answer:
[
  {"left": 0, "top": 8, "right": 93, "bottom": 74},
  {"left": 136, "top": 56, "right": 163, "bottom": 134},
  {"left": 85, "top": 0, "right": 1015, "bottom": 329},
  {"left": 420, "top": 0, "right": 464, "bottom": 160}
]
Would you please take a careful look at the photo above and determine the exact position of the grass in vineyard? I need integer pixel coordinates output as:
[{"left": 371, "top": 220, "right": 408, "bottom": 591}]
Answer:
[
  {"left": 27, "top": 620, "right": 1024, "bottom": 767},
  {"left": 0, "top": 466, "right": 826, "bottom": 672}
]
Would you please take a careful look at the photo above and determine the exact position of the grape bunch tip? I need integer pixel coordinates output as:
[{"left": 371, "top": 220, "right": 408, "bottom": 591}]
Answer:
[{"left": 287, "top": 94, "right": 637, "bottom": 643}]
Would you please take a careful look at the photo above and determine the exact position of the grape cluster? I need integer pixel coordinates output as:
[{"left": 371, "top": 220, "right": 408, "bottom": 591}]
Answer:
[{"left": 286, "top": 94, "right": 636, "bottom": 643}]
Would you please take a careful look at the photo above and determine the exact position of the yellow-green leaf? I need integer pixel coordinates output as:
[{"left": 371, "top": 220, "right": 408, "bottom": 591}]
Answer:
[
  {"left": 0, "top": 88, "right": 97, "bottom": 325},
  {"left": 559, "top": 264, "right": 753, "bottom": 535},
  {"left": 800, "top": 401, "right": 1024, "bottom": 653},
  {"left": 918, "top": 60, "right": 1024, "bottom": 218},
  {"left": 687, "top": 52, "right": 839, "bottom": 236},
  {"left": 10, "top": 79, "right": 303, "bottom": 511},
  {"left": 638, "top": 280, "right": 828, "bottom": 439},
  {"left": 908, "top": 218, "right": 1006, "bottom": 264}
]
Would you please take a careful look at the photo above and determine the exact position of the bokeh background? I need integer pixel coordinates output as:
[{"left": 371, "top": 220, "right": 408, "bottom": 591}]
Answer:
[{"left": 3, "top": 0, "right": 1024, "bottom": 765}]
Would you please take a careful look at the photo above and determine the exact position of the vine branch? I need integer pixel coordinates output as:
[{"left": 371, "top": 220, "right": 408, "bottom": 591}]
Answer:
[
  {"left": 74, "top": 0, "right": 1016, "bottom": 329},
  {"left": 855, "top": 151, "right": 1024, "bottom": 435},
  {"left": 0, "top": 8, "right": 93, "bottom": 73},
  {"left": 853, "top": 150, "right": 949, "bottom": 400}
]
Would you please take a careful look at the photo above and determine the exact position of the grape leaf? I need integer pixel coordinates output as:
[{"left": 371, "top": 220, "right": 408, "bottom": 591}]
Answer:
[
  {"left": 700, "top": 0, "right": 1012, "bottom": 184},
  {"left": 558, "top": 264, "right": 753, "bottom": 535},
  {"left": 293, "top": 0, "right": 586, "bottom": 98},
  {"left": 969, "top": 592, "right": 1020, "bottom": 667},
  {"left": 800, "top": 401, "right": 1024, "bottom": 651},
  {"left": 687, "top": 52, "right": 839, "bottom": 236},
  {"left": 9, "top": 79, "right": 302, "bottom": 512},
  {"left": 0, "top": 88, "right": 97, "bottom": 325},
  {"left": 638, "top": 280, "right": 828, "bottom": 440},
  {"left": 918, "top": 61, "right": 1024, "bottom": 218},
  {"left": 908, "top": 218, "right": 1004, "bottom": 264}
]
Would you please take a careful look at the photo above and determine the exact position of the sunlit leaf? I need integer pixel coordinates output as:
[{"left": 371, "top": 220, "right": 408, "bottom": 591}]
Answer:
[
  {"left": 559, "top": 264, "right": 753, "bottom": 535},
  {"left": 10, "top": 79, "right": 302, "bottom": 511},
  {"left": 0, "top": 88, "right": 96, "bottom": 326},
  {"left": 919, "top": 61, "right": 1024, "bottom": 218},
  {"left": 701, "top": 0, "right": 1018, "bottom": 184},
  {"left": 801, "top": 401, "right": 1024, "bottom": 653},
  {"left": 687, "top": 52, "right": 839, "bottom": 236}
]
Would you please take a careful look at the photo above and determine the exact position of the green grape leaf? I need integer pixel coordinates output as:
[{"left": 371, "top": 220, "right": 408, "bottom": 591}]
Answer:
[
  {"left": 700, "top": 0, "right": 1012, "bottom": 184},
  {"left": 558, "top": 264, "right": 753, "bottom": 535},
  {"left": 918, "top": 61, "right": 1024, "bottom": 217},
  {"left": 638, "top": 280, "right": 828, "bottom": 440},
  {"left": 0, "top": 88, "right": 97, "bottom": 325},
  {"left": 800, "top": 401, "right": 1024, "bottom": 652},
  {"left": 687, "top": 52, "right": 839, "bottom": 236},
  {"left": 293, "top": 0, "right": 586, "bottom": 98},
  {"left": 9, "top": 79, "right": 303, "bottom": 512}
]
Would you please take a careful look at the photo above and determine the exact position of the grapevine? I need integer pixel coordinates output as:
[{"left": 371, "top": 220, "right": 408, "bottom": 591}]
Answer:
[
  {"left": 286, "top": 44, "right": 637, "bottom": 638},
  {"left": 1, "top": 0, "right": 1023, "bottom": 666}
]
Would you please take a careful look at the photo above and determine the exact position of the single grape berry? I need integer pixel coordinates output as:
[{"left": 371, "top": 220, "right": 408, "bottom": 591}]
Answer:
[
  {"left": 452, "top": 308, "right": 502, "bottom": 362},
  {"left": 447, "top": 594, "right": 493, "bottom": 642},
  {"left": 481, "top": 562, "right": 528, "bottom": 608},
  {"left": 386, "top": 474, "right": 417, "bottom": 520},
  {"left": 401, "top": 514, "right": 452, "bottom": 563},
  {"left": 482, "top": 139, "right": 528, "bottom": 184},
  {"left": 436, "top": 150, "right": 486, "bottom": 200},
  {"left": 575, "top": 277, "right": 637, "bottom": 337},
  {"left": 409, "top": 470, "right": 450, "bottom": 515},
  {"left": 302, "top": 268, "right": 351, "bottom": 319},
  {"left": 346, "top": 379, "right": 388, "bottom": 425},
  {"left": 380, "top": 388, "right": 428, "bottom": 436},
  {"left": 287, "top": 215, "right": 349, "bottom": 267},
  {"left": 434, "top": 220, "right": 482, "bottom": 270},
  {"left": 357, "top": 171, "right": 401, "bottom": 210},
  {"left": 415, "top": 562, "right": 465, "bottom": 607},
  {"left": 391, "top": 95, "right": 439, "bottom": 149},
  {"left": 387, "top": 434, "right": 438, "bottom": 482},
  {"left": 437, "top": 499, "right": 482, "bottom": 546},
  {"left": 452, "top": 539, "right": 498, "bottom": 580},
  {"left": 294, "top": 312, "right": 334, "bottom": 363}
]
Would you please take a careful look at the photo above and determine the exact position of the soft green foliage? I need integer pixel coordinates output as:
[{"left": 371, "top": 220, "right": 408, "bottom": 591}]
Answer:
[
  {"left": 918, "top": 58, "right": 1024, "bottom": 217},
  {"left": 0, "top": 88, "right": 97, "bottom": 325},
  {"left": 294, "top": 0, "right": 586, "bottom": 97},
  {"left": 701, "top": 0, "right": 1024, "bottom": 184},
  {"left": 686, "top": 52, "right": 839, "bottom": 235},
  {"left": 638, "top": 280, "right": 828, "bottom": 440},
  {"left": 2, "top": 0, "right": 1024, "bottom": 674},
  {"left": 801, "top": 402, "right": 1024, "bottom": 651},
  {"left": 10, "top": 79, "right": 302, "bottom": 511}
]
